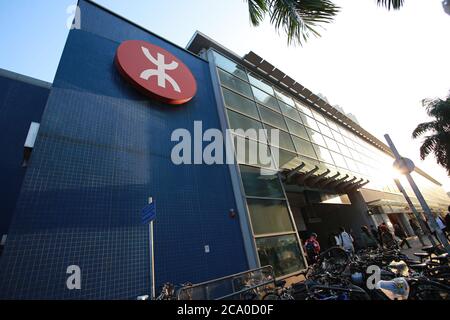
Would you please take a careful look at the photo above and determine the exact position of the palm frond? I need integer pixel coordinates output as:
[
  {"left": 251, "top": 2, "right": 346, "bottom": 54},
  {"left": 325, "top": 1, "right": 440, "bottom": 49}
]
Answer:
[
  {"left": 268, "top": 0, "right": 340, "bottom": 46},
  {"left": 376, "top": 0, "right": 405, "bottom": 10},
  {"left": 412, "top": 121, "right": 439, "bottom": 139},
  {"left": 419, "top": 135, "right": 438, "bottom": 160},
  {"left": 247, "top": 0, "right": 269, "bottom": 26}
]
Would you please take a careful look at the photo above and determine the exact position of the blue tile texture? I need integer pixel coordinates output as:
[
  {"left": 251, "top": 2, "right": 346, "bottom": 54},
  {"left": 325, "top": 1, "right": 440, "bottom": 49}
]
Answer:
[
  {"left": 0, "top": 0, "right": 248, "bottom": 299},
  {"left": 0, "top": 75, "right": 49, "bottom": 237}
]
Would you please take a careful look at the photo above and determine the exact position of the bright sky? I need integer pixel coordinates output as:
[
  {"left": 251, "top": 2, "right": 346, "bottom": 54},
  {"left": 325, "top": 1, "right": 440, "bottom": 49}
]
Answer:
[{"left": 1, "top": 0, "right": 449, "bottom": 192}]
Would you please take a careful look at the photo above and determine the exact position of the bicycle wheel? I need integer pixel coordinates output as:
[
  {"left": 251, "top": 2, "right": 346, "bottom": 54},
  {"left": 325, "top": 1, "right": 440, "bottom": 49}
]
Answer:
[{"left": 409, "top": 281, "right": 450, "bottom": 300}]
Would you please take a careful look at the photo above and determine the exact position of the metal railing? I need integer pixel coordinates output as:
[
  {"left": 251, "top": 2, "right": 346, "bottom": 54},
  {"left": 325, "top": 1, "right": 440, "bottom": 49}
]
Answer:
[{"left": 176, "top": 265, "right": 276, "bottom": 300}]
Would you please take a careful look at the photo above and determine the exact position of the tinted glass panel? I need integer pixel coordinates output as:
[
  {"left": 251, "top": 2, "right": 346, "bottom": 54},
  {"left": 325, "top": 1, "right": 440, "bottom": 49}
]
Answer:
[
  {"left": 218, "top": 69, "right": 253, "bottom": 98},
  {"left": 292, "top": 136, "right": 317, "bottom": 159},
  {"left": 279, "top": 102, "right": 301, "bottom": 122},
  {"left": 306, "top": 128, "right": 326, "bottom": 147},
  {"left": 299, "top": 114, "right": 320, "bottom": 131},
  {"left": 265, "top": 125, "right": 296, "bottom": 152},
  {"left": 332, "top": 130, "right": 345, "bottom": 144},
  {"left": 227, "top": 110, "right": 265, "bottom": 143},
  {"left": 311, "top": 110, "right": 327, "bottom": 124},
  {"left": 213, "top": 51, "right": 248, "bottom": 81},
  {"left": 295, "top": 101, "right": 313, "bottom": 116},
  {"left": 271, "top": 147, "right": 302, "bottom": 169},
  {"left": 258, "top": 105, "right": 288, "bottom": 131},
  {"left": 233, "top": 135, "right": 274, "bottom": 168},
  {"left": 252, "top": 87, "right": 280, "bottom": 112},
  {"left": 256, "top": 235, "right": 305, "bottom": 277},
  {"left": 247, "top": 199, "right": 294, "bottom": 235},
  {"left": 314, "top": 145, "right": 334, "bottom": 164},
  {"left": 317, "top": 122, "right": 333, "bottom": 138},
  {"left": 274, "top": 88, "right": 295, "bottom": 106},
  {"left": 285, "top": 118, "right": 309, "bottom": 140},
  {"left": 324, "top": 136, "right": 340, "bottom": 153},
  {"left": 248, "top": 73, "right": 274, "bottom": 96},
  {"left": 330, "top": 151, "right": 348, "bottom": 169},
  {"left": 240, "top": 165, "right": 284, "bottom": 198},
  {"left": 222, "top": 87, "right": 259, "bottom": 119}
]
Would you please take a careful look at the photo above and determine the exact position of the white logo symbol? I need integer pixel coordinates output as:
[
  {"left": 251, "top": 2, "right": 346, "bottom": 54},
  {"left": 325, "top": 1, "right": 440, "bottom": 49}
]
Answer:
[{"left": 140, "top": 47, "right": 181, "bottom": 93}]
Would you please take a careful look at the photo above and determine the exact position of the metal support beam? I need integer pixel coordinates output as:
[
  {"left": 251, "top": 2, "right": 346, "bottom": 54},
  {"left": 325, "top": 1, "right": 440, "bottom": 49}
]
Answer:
[
  {"left": 317, "top": 172, "right": 341, "bottom": 188},
  {"left": 345, "top": 179, "right": 369, "bottom": 192},
  {"left": 295, "top": 166, "right": 319, "bottom": 184},
  {"left": 284, "top": 162, "right": 306, "bottom": 183},
  {"left": 304, "top": 169, "right": 330, "bottom": 186},
  {"left": 335, "top": 176, "right": 357, "bottom": 190},
  {"left": 323, "top": 174, "right": 349, "bottom": 189}
]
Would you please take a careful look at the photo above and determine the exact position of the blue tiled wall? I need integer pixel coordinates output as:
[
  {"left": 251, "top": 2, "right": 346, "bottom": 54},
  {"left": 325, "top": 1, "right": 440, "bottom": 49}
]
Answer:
[
  {"left": 0, "top": 0, "right": 248, "bottom": 299},
  {"left": 0, "top": 74, "right": 49, "bottom": 238}
]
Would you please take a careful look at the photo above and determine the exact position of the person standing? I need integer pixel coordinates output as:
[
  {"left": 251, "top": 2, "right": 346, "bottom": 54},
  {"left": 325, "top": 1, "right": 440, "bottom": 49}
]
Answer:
[
  {"left": 304, "top": 232, "right": 321, "bottom": 264},
  {"left": 379, "top": 223, "right": 397, "bottom": 249},
  {"left": 409, "top": 218, "right": 425, "bottom": 246},
  {"left": 393, "top": 223, "right": 412, "bottom": 249},
  {"left": 370, "top": 225, "right": 381, "bottom": 245},
  {"left": 360, "top": 226, "right": 378, "bottom": 249},
  {"left": 336, "top": 227, "right": 354, "bottom": 254}
]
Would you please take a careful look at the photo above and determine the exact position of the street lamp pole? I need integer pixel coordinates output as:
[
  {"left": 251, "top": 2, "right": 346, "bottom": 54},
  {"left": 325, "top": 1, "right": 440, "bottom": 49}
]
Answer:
[
  {"left": 393, "top": 178, "right": 437, "bottom": 246},
  {"left": 384, "top": 134, "right": 450, "bottom": 254}
]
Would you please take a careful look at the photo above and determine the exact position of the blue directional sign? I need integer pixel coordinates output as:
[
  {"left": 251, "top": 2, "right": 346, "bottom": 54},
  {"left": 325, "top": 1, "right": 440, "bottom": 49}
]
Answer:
[{"left": 141, "top": 201, "right": 156, "bottom": 224}]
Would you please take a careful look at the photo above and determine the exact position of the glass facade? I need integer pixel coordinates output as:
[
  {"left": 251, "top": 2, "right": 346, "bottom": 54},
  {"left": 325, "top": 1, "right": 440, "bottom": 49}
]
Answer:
[{"left": 211, "top": 49, "right": 449, "bottom": 276}]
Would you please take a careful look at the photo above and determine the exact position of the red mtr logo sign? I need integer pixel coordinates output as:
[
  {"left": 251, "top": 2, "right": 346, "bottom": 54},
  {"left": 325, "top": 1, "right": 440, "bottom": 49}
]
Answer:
[{"left": 115, "top": 40, "right": 197, "bottom": 105}]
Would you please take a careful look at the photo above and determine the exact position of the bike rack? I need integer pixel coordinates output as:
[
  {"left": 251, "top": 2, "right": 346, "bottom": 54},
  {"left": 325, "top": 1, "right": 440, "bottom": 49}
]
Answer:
[{"left": 176, "top": 265, "right": 276, "bottom": 300}]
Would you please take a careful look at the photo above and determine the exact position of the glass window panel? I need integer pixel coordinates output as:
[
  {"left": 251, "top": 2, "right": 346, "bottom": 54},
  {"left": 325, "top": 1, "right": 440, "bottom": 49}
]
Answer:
[
  {"left": 313, "top": 145, "right": 335, "bottom": 165},
  {"left": 240, "top": 165, "right": 284, "bottom": 198},
  {"left": 265, "top": 125, "right": 296, "bottom": 152},
  {"left": 306, "top": 128, "right": 327, "bottom": 147},
  {"left": 271, "top": 147, "right": 302, "bottom": 169},
  {"left": 324, "top": 136, "right": 340, "bottom": 153},
  {"left": 278, "top": 101, "right": 301, "bottom": 122},
  {"left": 252, "top": 87, "right": 280, "bottom": 112},
  {"left": 274, "top": 88, "right": 295, "bottom": 107},
  {"left": 344, "top": 136, "right": 356, "bottom": 149},
  {"left": 218, "top": 69, "right": 253, "bottom": 98},
  {"left": 311, "top": 110, "right": 327, "bottom": 124},
  {"left": 247, "top": 199, "right": 294, "bottom": 235},
  {"left": 317, "top": 122, "right": 333, "bottom": 138},
  {"left": 256, "top": 234, "right": 305, "bottom": 277},
  {"left": 292, "top": 136, "right": 317, "bottom": 159},
  {"left": 285, "top": 118, "right": 309, "bottom": 140},
  {"left": 332, "top": 130, "right": 345, "bottom": 144},
  {"left": 213, "top": 51, "right": 248, "bottom": 81},
  {"left": 349, "top": 147, "right": 361, "bottom": 161},
  {"left": 258, "top": 105, "right": 288, "bottom": 131},
  {"left": 295, "top": 100, "right": 313, "bottom": 116},
  {"left": 338, "top": 143, "right": 352, "bottom": 158},
  {"left": 248, "top": 73, "right": 274, "bottom": 96},
  {"left": 330, "top": 151, "right": 348, "bottom": 169},
  {"left": 233, "top": 135, "right": 274, "bottom": 168},
  {"left": 222, "top": 87, "right": 259, "bottom": 119},
  {"left": 299, "top": 114, "right": 320, "bottom": 131},
  {"left": 345, "top": 157, "right": 359, "bottom": 172},
  {"left": 326, "top": 119, "right": 339, "bottom": 131},
  {"left": 227, "top": 110, "right": 264, "bottom": 135}
]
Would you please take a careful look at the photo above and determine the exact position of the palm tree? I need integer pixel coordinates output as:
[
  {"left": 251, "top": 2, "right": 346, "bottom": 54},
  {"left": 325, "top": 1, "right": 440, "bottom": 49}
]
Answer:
[
  {"left": 412, "top": 92, "right": 450, "bottom": 175},
  {"left": 246, "top": 0, "right": 405, "bottom": 45}
]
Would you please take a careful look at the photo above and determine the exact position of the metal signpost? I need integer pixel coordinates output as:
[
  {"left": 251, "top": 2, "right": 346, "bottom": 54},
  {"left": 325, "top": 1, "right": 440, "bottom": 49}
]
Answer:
[
  {"left": 142, "top": 197, "right": 157, "bottom": 299},
  {"left": 384, "top": 134, "right": 450, "bottom": 254}
]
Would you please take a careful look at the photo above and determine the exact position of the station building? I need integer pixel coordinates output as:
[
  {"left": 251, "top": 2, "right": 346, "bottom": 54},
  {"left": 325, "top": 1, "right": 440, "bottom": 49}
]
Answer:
[{"left": 0, "top": 0, "right": 448, "bottom": 299}]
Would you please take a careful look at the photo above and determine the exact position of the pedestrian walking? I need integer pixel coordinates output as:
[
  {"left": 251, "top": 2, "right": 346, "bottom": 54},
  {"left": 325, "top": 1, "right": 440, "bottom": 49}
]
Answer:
[
  {"left": 370, "top": 225, "right": 381, "bottom": 245},
  {"left": 336, "top": 227, "right": 354, "bottom": 254},
  {"left": 379, "top": 223, "right": 397, "bottom": 249},
  {"left": 393, "top": 223, "right": 411, "bottom": 249},
  {"left": 409, "top": 218, "right": 425, "bottom": 246},
  {"left": 360, "top": 226, "right": 378, "bottom": 249},
  {"left": 304, "top": 232, "right": 321, "bottom": 264}
]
